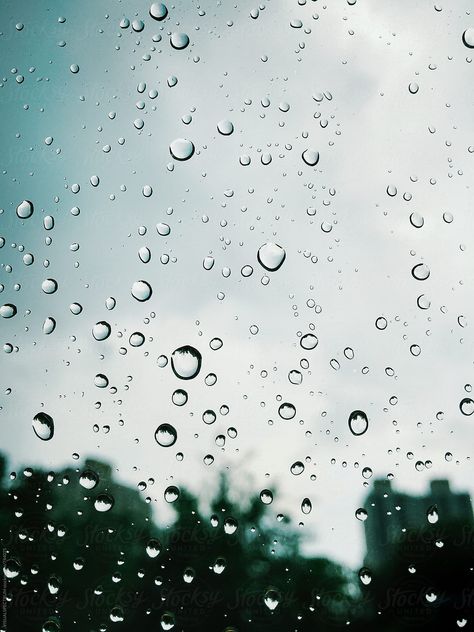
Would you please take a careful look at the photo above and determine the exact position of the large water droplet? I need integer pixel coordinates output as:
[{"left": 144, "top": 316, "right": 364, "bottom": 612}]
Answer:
[
  {"left": 290, "top": 461, "right": 305, "bottom": 475},
  {"left": 150, "top": 2, "right": 168, "bottom": 20},
  {"left": 16, "top": 200, "right": 34, "bottom": 219},
  {"left": 155, "top": 423, "right": 177, "bottom": 447},
  {"left": 32, "top": 412, "right": 54, "bottom": 441},
  {"left": 92, "top": 321, "right": 111, "bottom": 341},
  {"left": 460, "top": 397, "right": 474, "bottom": 416},
  {"left": 224, "top": 517, "right": 238, "bottom": 534},
  {"left": 302, "top": 149, "right": 319, "bottom": 166},
  {"left": 79, "top": 470, "right": 99, "bottom": 489},
  {"left": 170, "top": 32, "right": 189, "bottom": 49},
  {"left": 300, "top": 333, "right": 318, "bottom": 350},
  {"left": 260, "top": 489, "right": 273, "bottom": 504},
  {"left": 43, "top": 317, "right": 56, "bottom": 335},
  {"left": 359, "top": 567, "right": 372, "bottom": 585},
  {"left": 412, "top": 263, "right": 430, "bottom": 281},
  {"left": 278, "top": 402, "right": 296, "bottom": 420},
  {"left": 164, "top": 485, "right": 180, "bottom": 502},
  {"left": 462, "top": 28, "right": 474, "bottom": 48},
  {"left": 217, "top": 120, "right": 234, "bottom": 136},
  {"left": 94, "top": 494, "right": 114, "bottom": 512},
  {"left": 160, "top": 612, "right": 175, "bottom": 630},
  {"left": 131, "top": 280, "right": 152, "bottom": 301},
  {"left": 171, "top": 345, "right": 202, "bottom": 379},
  {"left": 212, "top": 557, "right": 226, "bottom": 574},
  {"left": 3, "top": 558, "right": 21, "bottom": 579},
  {"left": 348, "top": 410, "right": 369, "bottom": 436},
  {"left": 301, "top": 498, "right": 312, "bottom": 514},
  {"left": 146, "top": 538, "right": 162, "bottom": 558},
  {"left": 355, "top": 508, "right": 368, "bottom": 521},
  {"left": 169, "top": 138, "right": 195, "bottom": 161},
  {"left": 257, "top": 242, "right": 286, "bottom": 271},
  {"left": 264, "top": 588, "right": 281, "bottom": 611},
  {"left": 0, "top": 304, "right": 17, "bottom": 319},
  {"left": 42, "top": 278, "right": 58, "bottom": 294},
  {"left": 172, "top": 389, "right": 188, "bottom": 406}
]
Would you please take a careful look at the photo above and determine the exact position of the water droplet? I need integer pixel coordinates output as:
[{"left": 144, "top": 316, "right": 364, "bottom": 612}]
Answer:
[
  {"left": 155, "top": 423, "right": 177, "bottom": 447},
  {"left": 462, "top": 28, "right": 474, "bottom": 48},
  {"left": 224, "top": 517, "right": 238, "bottom": 534},
  {"left": 288, "top": 370, "right": 303, "bottom": 385},
  {"left": 203, "top": 256, "right": 215, "bottom": 270},
  {"left": 42, "top": 278, "right": 58, "bottom": 294},
  {"left": 290, "top": 461, "right": 305, "bottom": 475},
  {"left": 170, "top": 32, "right": 189, "bottom": 49},
  {"left": 211, "top": 557, "right": 225, "bottom": 574},
  {"left": 417, "top": 295, "right": 431, "bottom": 310},
  {"left": 129, "top": 332, "right": 145, "bottom": 347},
  {"left": 278, "top": 402, "right": 296, "bottom": 420},
  {"left": 169, "top": 138, "right": 195, "bottom": 161},
  {"left": 131, "top": 280, "right": 152, "bottom": 301},
  {"left": 217, "top": 120, "right": 234, "bottom": 135},
  {"left": 0, "top": 304, "right": 17, "bottom": 319},
  {"left": 359, "top": 567, "right": 372, "bottom": 585},
  {"left": 460, "top": 398, "right": 474, "bottom": 416},
  {"left": 92, "top": 321, "right": 111, "bottom": 341},
  {"left": 94, "top": 494, "right": 114, "bottom": 512},
  {"left": 164, "top": 485, "right": 180, "bottom": 502},
  {"left": 412, "top": 263, "right": 430, "bottom": 280},
  {"left": 257, "top": 242, "right": 286, "bottom": 271},
  {"left": 260, "top": 489, "right": 273, "bottom": 504},
  {"left": 3, "top": 558, "right": 21, "bottom": 579},
  {"left": 264, "top": 588, "right": 281, "bottom": 611},
  {"left": 150, "top": 2, "right": 168, "bottom": 20},
  {"left": 302, "top": 149, "right": 319, "bottom": 166},
  {"left": 146, "top": 538, "right": 162, "bottom": 558},
  {"left": 139, "top": 246, "right": 151, "bottom": 263},
  {"left": 160, "top": 612, "right": 175, "bottom": 630},
  {"left": 183, "top": 567, "right": 195, "bottom": 583},
  {"left": 348, "top": 410, "right": 369, "bottom": 436},
  {"left": 301, "top": 498, "right": 312, "bottom": 514},
  {"left": 427, "top": 505, "right": 439, "bottom": 524},
  {"left": 32, "top": 412, "right": 54, "bottom": 441},
  {"left": 172, "top": 389, "right": 188, "bottom": 406},
  {"left": 408, "top": 82, "right": 419, "bottom": 94},
  {"left": 156, "top": 222, "right": 171, "bottom": 236},
  {"left": 355, "top": 508, "right": 368, "bottom": 521},
  {"left": 42, "top": 317, "right": 56, "bottom": 335},
  {"left": 209, "top": 337, "right": 223, "bottom": 350},
  {"left": 410, "top": 212, "right": 424, "bottom": 228},
  {"left": 300, "top": 333, "right": 318, "bottom": 350},
  {"left": 171, "top": 345, "right": 202, "bottom": 379},
  {"left": 79, "top": 470, "right": 99, "bottom": 489},
  {"left": 16, "top": 200, "right": 34, "bottom": 219}
]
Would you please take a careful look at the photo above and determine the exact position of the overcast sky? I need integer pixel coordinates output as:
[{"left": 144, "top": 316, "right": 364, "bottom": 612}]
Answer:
[{"left": 1, "top": 0, "right": 474, "bottom": 569}]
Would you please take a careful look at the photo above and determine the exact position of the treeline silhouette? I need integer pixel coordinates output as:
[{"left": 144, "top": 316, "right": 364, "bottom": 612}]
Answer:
[{"left": 1, "top": 454, "right": 473, "bottom": 631}]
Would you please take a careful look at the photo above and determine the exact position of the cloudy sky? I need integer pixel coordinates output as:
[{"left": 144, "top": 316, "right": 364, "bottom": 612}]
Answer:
[{"left": 1, "top": 0, "right": 474, "bottom": 568}]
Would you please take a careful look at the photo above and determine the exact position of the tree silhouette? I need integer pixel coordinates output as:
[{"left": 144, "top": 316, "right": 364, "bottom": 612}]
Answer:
[{"left": 0, "top": 455, "right": 356, "bottom": 632}]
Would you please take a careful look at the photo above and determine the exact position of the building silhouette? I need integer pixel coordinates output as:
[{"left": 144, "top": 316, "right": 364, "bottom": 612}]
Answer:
[{"left": 363, "top": 479, "right": 473, "bottom": 570}]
